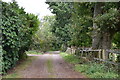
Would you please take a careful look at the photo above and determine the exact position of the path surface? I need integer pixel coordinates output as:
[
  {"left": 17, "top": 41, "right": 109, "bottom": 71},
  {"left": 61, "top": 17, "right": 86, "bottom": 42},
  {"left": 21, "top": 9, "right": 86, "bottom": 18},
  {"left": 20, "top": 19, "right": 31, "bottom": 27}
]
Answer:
[{"left": 21, "top": 53, "right": 86, "bottom": 78}]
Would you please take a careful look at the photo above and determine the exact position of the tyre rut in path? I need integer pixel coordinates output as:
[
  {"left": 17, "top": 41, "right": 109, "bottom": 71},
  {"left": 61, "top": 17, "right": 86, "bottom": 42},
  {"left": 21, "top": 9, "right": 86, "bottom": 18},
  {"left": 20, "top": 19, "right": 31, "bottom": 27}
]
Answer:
[{"left": 21, "top": 53, "right": 86, "bottom": 78}]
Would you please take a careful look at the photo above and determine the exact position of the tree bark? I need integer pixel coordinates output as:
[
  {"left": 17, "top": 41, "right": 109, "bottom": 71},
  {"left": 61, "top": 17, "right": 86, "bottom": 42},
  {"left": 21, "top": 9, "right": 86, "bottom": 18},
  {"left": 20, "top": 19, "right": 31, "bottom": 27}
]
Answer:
[
  {"left": 92, "top": 3, "right": 103, "bottom": 49},
  {"left": 92, "top": 3, "right": 115, "bottom": 49},
  {"left": 92, "top": 3, "right": 116, "bottom": 60},
  {"left": 101, "top": 31, "right": 115, "bottom": 49}
]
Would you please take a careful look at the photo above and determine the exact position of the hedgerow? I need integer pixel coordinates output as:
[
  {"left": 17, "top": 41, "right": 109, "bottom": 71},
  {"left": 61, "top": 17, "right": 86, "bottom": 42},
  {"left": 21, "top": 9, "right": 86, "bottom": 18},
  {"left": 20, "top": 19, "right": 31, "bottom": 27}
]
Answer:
[{"left": 1, "top": 1, "right": 40, "bottom": 74}]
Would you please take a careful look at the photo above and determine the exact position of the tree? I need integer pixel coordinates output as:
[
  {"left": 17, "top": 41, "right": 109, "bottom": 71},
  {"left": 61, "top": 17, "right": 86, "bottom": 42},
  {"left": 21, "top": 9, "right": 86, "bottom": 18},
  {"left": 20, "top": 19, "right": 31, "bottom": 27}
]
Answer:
[
  {"left": 68, "top": 2, "right": 92, "bottom": 47},
  {"left": 92, "top": 3, "right": 104, "bottom": 49},
  {"left": 46, "top": 2, "right": 73, "bottom": 49},
  {"left": 93, "top": 2, "right": 120, "bottom": 49},
  {"left": 46, "top": 2, "right": 120, "bottom": 50},
  {"left": 31, "top": 16, "right": 59, "bottom": 51}
]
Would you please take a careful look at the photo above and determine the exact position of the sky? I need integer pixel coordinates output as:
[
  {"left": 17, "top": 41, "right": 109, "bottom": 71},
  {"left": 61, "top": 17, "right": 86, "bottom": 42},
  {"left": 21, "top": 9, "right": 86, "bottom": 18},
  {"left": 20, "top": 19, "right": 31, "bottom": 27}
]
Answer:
[{"left": 3, "top": 0, "right": 54, "bottom": 19}]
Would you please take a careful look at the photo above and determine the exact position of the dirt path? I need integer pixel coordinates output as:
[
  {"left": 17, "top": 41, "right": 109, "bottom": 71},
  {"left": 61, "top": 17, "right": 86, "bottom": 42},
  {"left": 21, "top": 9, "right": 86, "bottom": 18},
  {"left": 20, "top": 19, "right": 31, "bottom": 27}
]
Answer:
[{"left": 20, "top": 53, "right": 86, "bottom": 78}]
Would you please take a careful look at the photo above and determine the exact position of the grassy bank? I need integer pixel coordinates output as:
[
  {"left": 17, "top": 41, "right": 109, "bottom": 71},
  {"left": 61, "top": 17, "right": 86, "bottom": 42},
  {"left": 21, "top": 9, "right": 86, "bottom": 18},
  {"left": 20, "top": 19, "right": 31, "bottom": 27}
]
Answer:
[{"left": 60, "top": 52, "right": 119, "bottom": 78}]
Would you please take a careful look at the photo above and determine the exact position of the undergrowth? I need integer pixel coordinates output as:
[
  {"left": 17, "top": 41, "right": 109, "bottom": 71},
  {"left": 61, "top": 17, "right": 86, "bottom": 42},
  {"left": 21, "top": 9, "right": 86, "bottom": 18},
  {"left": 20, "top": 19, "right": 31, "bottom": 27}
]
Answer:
[{"left": 60, "top": 52, "right": 119, "bottom": 78}]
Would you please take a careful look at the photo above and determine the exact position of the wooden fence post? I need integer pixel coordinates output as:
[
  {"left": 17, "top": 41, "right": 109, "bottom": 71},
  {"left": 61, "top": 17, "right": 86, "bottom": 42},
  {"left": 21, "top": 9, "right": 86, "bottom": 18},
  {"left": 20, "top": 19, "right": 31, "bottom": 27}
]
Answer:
[
  {"left": 85, "top": 50, "right": 86, "bottom": 57},
  {"left": 112, "top": 52, "right": 116, "bottom": 62},
  {"left": 81, "top": 50, "right": 83, "bottom": 57},
  {"left": 98, "top": 49, "right": 101, "bottom": 59},
  {"left": 102, "top": 49, "right": 109, "bottom": 60}
]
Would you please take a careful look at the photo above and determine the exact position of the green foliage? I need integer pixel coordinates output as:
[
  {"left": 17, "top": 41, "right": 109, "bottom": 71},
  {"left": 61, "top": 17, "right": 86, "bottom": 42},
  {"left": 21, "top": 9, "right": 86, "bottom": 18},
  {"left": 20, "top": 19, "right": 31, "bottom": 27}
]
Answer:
[
  {"left": 61, "top": 52, "right": 118, "bottom": 78},
  {"left": 93, "top": 3, "right": 120, "bottom": 49},
  {"left": 95, "top": 8, "right": 120, "bottom": 31},
  {"left": 1, "top": 1, "right": 40, "bottom": 74},
  {"left": 60, "top": 44, "right": 67, "bottom": 52},
  {"left": 47, "top": 2, "right": 92, "bottom": 48},
  {"left": 75, "top": 64, "right": 89, "bottom": 73},
  {"left": 47, "top": 2, "right": 120, "bottom": 49},
  {"left": 68, "top": 3, "right": 92, "bottom": 47},
  {"left": 31, "top": 16, "right": 60, "bottom": 51},
  {"left": 75, "top": 63, "right": 118, "bottom": 78},
  {"left": 112, "top": 32, "right": 120, "bottom": 49},
  {"left": 89, "top": 72, "right": 118, "bottom": 78},
  {"left": 46, "top": 2, "right": 72, "bottom": 46}
]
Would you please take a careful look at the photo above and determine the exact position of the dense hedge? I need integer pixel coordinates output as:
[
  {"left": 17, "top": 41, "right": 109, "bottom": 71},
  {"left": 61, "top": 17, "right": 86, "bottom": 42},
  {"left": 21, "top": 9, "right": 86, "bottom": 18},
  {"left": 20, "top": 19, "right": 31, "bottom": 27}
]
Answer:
[{"left": 1, "top": 1, "right": 40, "bottom": 74}]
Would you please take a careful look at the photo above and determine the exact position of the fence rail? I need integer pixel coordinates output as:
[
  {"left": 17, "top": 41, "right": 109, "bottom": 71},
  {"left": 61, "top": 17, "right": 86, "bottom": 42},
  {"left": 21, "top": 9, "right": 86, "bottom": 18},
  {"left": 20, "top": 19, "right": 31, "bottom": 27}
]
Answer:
[
  {"left": 79, "top": 49, "right": 120, "bottom": 65},
  {"left": 66, "top": 47, "right": 120, "bottom": 65}
]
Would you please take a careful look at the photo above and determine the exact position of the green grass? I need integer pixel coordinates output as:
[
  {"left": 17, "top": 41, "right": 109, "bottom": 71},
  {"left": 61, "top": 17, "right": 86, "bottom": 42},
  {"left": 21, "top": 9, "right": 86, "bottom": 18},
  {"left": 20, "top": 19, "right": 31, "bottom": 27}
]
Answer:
[
  {"left": 60, "top": 52, "right": 80, "bottom": 64},
  {"left": 46, "top": 59, "right": 53, "bottom": 73},
  {"left": 75, "top": 63, "right": 119, "bottom": 78},
  {"left": 46, "top": 58, "right": 55, "bottom": 78},
  {"left": 60, "top": 52, "right": 119, "bottom": 78},
  {"left": 3, "top": 56, "right": 37, "bottom": 78},
  {"left": 26, "top": 50, "right": 43, "bottom": 54}
]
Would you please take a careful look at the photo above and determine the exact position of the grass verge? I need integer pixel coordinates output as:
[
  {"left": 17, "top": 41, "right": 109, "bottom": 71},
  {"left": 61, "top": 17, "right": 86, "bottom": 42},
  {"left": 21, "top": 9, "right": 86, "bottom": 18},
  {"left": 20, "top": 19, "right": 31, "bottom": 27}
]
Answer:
[
  {"left": 60, "top": 52, "right": 81, "bottom": 64},
  {"left": 26, "top": 50, "right": 43, "bottom": 54},
  {"left": 60, "top": 52, "right": 119, "bottom": 78},
  {"left": 3, "top": 56, "right": 37, "bottom": 78}
]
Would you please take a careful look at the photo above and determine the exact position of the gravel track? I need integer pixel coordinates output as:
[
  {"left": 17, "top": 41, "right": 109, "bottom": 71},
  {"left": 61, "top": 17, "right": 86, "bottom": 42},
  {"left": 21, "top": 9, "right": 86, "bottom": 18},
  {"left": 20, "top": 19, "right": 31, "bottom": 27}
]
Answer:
[{"left": 21, "top": 53, "right": 86, "bottom": 78}]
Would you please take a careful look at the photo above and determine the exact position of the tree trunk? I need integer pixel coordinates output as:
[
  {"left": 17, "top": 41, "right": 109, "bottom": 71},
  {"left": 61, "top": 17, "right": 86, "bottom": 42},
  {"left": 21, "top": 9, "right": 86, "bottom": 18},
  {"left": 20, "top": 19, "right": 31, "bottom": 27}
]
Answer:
[
  {"left": 100, "top": 31, "right": 115, "bottom": 49},
  {"left": 92, "top": 3, "right": 114, "bottom": 60},
  {"left": 92, "top": 3, "right": 103, "bottom": 49},
  {"left": 92, "top": 3, "right": 116, "bottom": 49},
  {"left": 101, "top": 31, "right": 115, "bottom": 59}
]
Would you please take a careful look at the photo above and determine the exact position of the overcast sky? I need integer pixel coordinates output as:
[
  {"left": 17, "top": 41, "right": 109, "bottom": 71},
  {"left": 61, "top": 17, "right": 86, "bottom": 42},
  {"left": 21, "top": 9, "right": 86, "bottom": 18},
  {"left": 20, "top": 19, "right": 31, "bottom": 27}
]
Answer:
[{"left": 3, "top": 0, "right": 54, "bottom": 19}]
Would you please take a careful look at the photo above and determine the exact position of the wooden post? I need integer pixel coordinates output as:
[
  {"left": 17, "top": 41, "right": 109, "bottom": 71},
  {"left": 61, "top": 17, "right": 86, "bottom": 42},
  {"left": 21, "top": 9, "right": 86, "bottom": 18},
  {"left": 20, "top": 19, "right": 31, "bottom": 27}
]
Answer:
[
  {"left": 85, "top": 50, "right": 87, "bottom": 57},
  {"left": 98, "top": 49, "right": 101, "bottom": 59},
  {"left": 71, "top": 46, "right": 76, "bottom": 54},
  {"left": 112, "top": 53, "right": 116, "bottom": 62},
  {"left": 88, "top": 51, "right": 92, "bottom": 60},
  {"left": 81, "top": 50, "right": 83, "bottom": 57},
  {"left": 102, "top": 49, "right": 109, "bottom": 60},
  {"left": 102, "top": 49, "right": 105, "bottom": 60}
]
